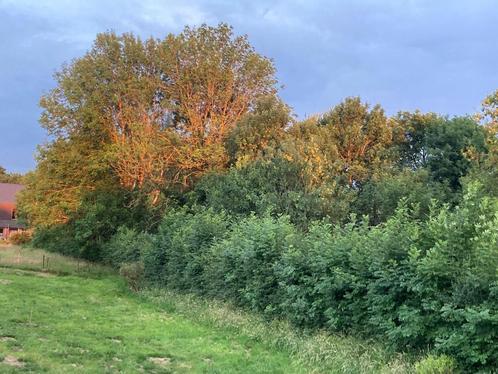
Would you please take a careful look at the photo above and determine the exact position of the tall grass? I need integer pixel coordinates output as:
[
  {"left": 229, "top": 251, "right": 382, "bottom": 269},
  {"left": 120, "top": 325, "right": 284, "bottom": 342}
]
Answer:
[
  {"left": 141, "top": 288, "right": 417, "bottom": 373},
  {"left": 0, "top": 244, "right": 112, "bottom": 276}
]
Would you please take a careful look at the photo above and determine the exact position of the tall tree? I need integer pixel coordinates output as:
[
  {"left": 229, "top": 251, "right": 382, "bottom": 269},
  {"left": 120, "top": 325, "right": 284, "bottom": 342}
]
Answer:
[
  {"left": 480, "top": 89, "right": 498, "bottom": 134},
  {"left": 464, "top": 90, "right": 498, "bottom": 197},
  {"left": 39, "top": 32, "right": 176, "bottom": 198},
  {"left": 425, "top": 117, "right": 487, "bottom": 190},
  {"left": 157, "top": 24, "right": 277, "bottom": 182},
  {"left": 226, "top": 95, "right": 292, "bottom": 166},
  {"left": 21, "top": 24, "right": 277, "bottom": 225},
  {"left": 17, "top": 139, "right": 114, "bottom": 227},
  {"left": 38, "top": 24, "right": 276, "bottom": 193},
  {"left": 394, "top": 112, "right": 487, "bottom": 190},
  {"left": 393, "top": 111, "right": 441, "bottom": 169},
  {"left": 283, "top": 97, "right": 395, "bottom": 187}
]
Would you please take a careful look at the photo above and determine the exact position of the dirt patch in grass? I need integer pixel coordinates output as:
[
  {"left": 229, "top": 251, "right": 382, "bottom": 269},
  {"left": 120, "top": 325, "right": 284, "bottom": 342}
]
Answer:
[
  {"left": 0, "top": 279, "right": 12, "bottom": 285},
  {"left": 0, "top": 336, "right": 16, "bottom": 342},
  {"left": 16, "top": 269, "right": 54, "bottom": 278},
  {"left": 148, "top": 357, "right": 171, "bottom": 367},
  {"left": 0, "top": 267, "right": 55, "bottom": 278},
  {"left": 2, "top": 355, "right": 25, "bottom": 368}
]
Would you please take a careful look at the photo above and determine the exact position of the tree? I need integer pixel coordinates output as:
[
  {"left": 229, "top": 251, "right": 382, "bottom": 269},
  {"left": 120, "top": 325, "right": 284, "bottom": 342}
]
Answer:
[
  {"left": 425, "top": 117, "right": 487, "bottom": 190},
  {"left": 39, "top": 32, "right": 177, "bottom": 200},
  {"left": 17, "top": 138, "right": 114, "bottom": 227},
  {"left": 480, "top": 89, "right": 498, "bottom": 138},
  {"left": 38, "top": 24, "right": 276, "bottom": 193},
  {"left": 394, "top": 111, "right": 441, "bottom": 169},
  {"left": 283, "top": 97, "right": 395, "bottom": 188},
  {"left": 394, "top": 112, "right": 487, "bottom": 191},
  {"left": 226, "top": 95, "right": 292, "bottom": 166},
  {"left": 157, "top": 24, "right": 277, "bottom": 182},
  {"left": 351, "top": 169, "right": 449, "bottom": 225},
  {"left": 0, "top": 166, "right": 23, "bottom": 184},
  {"left": 463, "top": 90, "right": 498, "bottom": 197},
  {"left": 22, "top": 24, "right": 276, "bottom": 227},
  {"left": 190, "top": 158, "right": 352, "bottom": 227}
]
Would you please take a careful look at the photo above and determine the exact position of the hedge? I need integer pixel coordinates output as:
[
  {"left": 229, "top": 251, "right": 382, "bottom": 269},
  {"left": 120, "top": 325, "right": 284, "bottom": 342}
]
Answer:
[{"left": 118, "top": 185, "right": 498, "bottom": 371}]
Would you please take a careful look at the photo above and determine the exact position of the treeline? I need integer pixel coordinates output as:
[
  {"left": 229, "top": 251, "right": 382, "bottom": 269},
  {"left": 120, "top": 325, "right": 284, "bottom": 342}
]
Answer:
[
  {"left": 0, "top": 166, "right": 24, "bottom": 184},
  {"left": 19, "top": 24, "right": 498, "bottom": 371}
]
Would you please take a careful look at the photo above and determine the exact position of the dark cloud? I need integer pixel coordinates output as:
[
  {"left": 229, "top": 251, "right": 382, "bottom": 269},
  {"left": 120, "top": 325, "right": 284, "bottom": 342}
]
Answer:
[{"left": 1, "top": 0, "right": 497, "bottom": 172}]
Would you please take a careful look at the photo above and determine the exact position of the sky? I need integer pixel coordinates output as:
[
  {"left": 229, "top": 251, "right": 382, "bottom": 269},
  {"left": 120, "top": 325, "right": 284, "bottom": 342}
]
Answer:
[{"left": 1, "top": 0, "right": 498, "bottom": 173}]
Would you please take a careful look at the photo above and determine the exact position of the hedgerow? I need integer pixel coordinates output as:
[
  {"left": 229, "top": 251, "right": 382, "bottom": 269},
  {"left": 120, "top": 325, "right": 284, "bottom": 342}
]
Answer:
[{"left": 125, "top": 183, "right": 498, "bottom": 371}]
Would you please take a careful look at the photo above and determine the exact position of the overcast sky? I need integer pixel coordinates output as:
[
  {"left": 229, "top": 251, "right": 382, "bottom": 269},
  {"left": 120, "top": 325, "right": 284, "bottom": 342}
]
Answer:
[{"left": 1, "top": 0, "right": 498, "bottom": 173}]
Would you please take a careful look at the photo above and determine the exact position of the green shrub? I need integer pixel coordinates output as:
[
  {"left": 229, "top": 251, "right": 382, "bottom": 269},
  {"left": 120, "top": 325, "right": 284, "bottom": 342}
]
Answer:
[
  {"left": 415, "top": 355, "right": 457, "bottom": 374},
  {"left": 139, "top": 182, "right": 498, "bottom": 371},
  {"left": 102, "top": 227, "right": 152, "bottom": 268},
  {"left": 120, "top": 262, "right": 145, "bottom": 291},
  {"left": 207, "top": 214, "right": 299, "bottom": 316},
  {"left": 142, "top": 207, "right": 231, "bottom": 290},
  {"left": 32, "top": 224, "right": 80, "bottom": 257}
]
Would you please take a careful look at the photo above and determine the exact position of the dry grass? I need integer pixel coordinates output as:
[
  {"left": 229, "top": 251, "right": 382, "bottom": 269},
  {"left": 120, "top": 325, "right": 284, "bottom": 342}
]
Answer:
[{"left": 0, "top": 244, "right": 111, "bottom": 276}]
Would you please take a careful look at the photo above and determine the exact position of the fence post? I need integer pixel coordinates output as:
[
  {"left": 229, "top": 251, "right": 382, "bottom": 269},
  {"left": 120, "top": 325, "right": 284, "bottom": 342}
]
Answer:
[{"left": 42, "top": 255, "right": 45, "bottom": 269}]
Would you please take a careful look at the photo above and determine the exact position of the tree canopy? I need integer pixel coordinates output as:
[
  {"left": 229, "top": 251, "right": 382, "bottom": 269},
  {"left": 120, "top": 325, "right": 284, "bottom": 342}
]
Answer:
[
  {"left": 283, "top": 97, "right": 394, "bottom": 188},
  {"left": 21, "top": 23, "right": 277, "bottom": 223},
  {"left": 0, "top": 166, "right": 24, "bottom": 184}
]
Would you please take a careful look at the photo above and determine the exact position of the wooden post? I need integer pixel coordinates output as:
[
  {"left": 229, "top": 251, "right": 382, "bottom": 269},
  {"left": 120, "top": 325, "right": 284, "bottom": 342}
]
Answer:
[{"left": 42, "top": 255, "right": 45, "bottom": 269}]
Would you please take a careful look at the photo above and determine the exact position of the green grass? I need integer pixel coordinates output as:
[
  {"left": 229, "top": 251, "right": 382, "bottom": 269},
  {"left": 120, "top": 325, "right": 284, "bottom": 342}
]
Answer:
[
  {"left": 0, "top": 268, "right": 306, "bottom": 373},
  {"left": 0, "top": 246, "right": 417, "bottom": 373},
  {"left": 140, "top": 290, "right": 415, "bottom": 373}
]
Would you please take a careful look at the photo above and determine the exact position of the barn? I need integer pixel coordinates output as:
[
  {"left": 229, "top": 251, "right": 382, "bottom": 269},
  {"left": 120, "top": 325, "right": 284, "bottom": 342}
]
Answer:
[{"left": 0, "top": 183, "right": 25, "bottom": 240}]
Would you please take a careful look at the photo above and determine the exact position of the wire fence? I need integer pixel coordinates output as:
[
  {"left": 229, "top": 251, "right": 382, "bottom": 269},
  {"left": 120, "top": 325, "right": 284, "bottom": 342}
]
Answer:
[{"left": 0, "top": 245, "right": 112, "bottom": 276}]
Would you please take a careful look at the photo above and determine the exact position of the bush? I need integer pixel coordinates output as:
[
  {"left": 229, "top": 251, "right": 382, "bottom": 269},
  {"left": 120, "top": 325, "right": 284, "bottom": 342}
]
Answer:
[
  {"left": 32, "top": 224, "right": 80, "bottom": 257},
  {"left": 138, "top": 182, "right": 498, "bottom": 371},
  {"left": 142, "top": 207, "right": 231, "bottom": 290},
  {"left": 415, "top": 355, "right": 456, "bottom": 374},
  {"left": 102, "top": 227, "right": 152, "bottom": 268},
  {"left": 7, "top": 230, "right": 32, "bottom": 245},
  {"left": 120, "top": 262, "right": 145, "bottom": 291},
  {"left": 207, "top": 214, "right": 299, "bottom": 316}
]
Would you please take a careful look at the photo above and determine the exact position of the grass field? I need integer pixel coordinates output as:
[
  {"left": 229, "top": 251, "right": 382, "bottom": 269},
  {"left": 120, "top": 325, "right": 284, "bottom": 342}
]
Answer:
[{"left": 0, "top": 245, "right": 415, "bottom": 373}]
